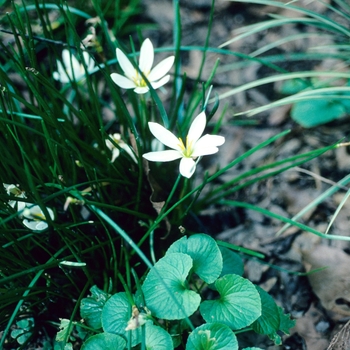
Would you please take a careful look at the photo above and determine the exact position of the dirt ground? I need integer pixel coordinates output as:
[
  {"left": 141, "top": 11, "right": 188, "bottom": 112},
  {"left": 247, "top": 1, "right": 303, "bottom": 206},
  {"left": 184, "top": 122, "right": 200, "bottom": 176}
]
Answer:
[{"left": 142, "top": 0, "right": 350, "bottom": 348}]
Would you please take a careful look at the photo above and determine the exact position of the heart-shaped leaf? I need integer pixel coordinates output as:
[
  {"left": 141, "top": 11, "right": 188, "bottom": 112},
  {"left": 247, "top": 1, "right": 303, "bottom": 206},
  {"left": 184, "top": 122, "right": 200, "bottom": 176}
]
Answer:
[
  {"left": 80, "top": 285, "right": 110, "bottom": 329},
  {"left": 167, "top": 234, "right": 222, "bottom": 284},
  {"left": 101, "top": 292, "right": 142, "bottom": 347},
  {"left": 252, "top": 286, "right": 280, "bottom": 343},
  {"left": 186, "top": 323, "right": 238, "bottom": 350},
  {"left": 219, "top": 246, "right": 243, "bottom": 277},
  {"left": 142, "top": 253, "right": 201, "bottom": 319},
  {"left": 144, "top": 323, "right": 174, "bottom": 350},
  {"left": 291, "top": 99, "right": 346, "bottom": 128},
  {"left": 200, "top": 274, "right": 261, "bottom": 330},
  {"left": 81, "top": 333, "right": 126, "bottom": 350}
]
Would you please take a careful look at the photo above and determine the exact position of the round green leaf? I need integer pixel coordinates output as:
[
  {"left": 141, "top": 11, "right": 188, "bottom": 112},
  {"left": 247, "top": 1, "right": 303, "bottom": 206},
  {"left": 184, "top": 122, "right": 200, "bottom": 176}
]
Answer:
[
  {"left": 101, "top": 292, "right": 141, "bottom": 347},
  {"left": 80, "top": 298, "right": 103, "bottom": 329},
  {"left": 251, "top": 286, "right": 280, "bottom": 336},
  {"left": 200, "top": 274, "right": 261, "bottom": 330},
  {"left": 142, "top": 253, "right": 201, "bottom": 319},
  {"left": 81, "top": 333, "right": 126, "bottom": 350},
  {"left": 219, "top": 247, "right": 243, "bottom": 277},
  {"left": 80, "top": 285, "right": 110, "bottom": 329},
  {"left": 145, "top": 323, "right": 173, "bottom": 350},
  {"left": 186, "top": 323, "right": 238, "bottom": 350},
  {"left": 280, "top": 79, "right": 309, "bottom": 95},
  {"left": 167, "top": 234, "right": 222, "bottom": 284},
  {"left": 291, "top": 99, "right": 345, "bottom": 128}
]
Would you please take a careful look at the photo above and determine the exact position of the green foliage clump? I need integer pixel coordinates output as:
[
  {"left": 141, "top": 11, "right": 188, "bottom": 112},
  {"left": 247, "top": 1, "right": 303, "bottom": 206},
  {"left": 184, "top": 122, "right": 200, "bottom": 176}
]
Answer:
[{"left": 79, "top": 234, "right": 294, "bottom": 349}]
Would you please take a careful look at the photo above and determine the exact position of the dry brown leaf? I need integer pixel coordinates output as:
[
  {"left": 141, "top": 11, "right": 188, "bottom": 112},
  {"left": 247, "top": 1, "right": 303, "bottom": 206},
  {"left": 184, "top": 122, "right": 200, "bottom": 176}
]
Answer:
[
  {"left": 327, "top": 319, "right": 350, "bottom": 350},
  {"left": 292, "top": 303, "right": 329, "bottom": 350},
  {"left": 302, "top": 246, "right": 350, "bottom": 319}
]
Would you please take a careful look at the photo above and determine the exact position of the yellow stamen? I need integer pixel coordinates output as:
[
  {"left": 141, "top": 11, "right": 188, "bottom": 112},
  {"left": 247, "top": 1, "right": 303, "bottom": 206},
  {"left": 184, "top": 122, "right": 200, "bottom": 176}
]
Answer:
[
  {"left": 185, "top": 136, "right": 193, "bottom": 153},
  {"left": 33, "top": 212, "right": 46, "bottom": 221},
  {"left": 178, "top": 137, "right": 186, "bottom": 151},
  {"left": 133, "top": 69, "right": 150, "bottom": 87}
]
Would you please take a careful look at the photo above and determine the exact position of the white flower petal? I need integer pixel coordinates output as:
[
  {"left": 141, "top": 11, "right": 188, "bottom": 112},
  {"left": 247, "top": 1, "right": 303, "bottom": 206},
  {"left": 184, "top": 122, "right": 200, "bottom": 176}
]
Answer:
[
  {"left": 17, "top": 201, "right": 26, "bottom": 212},
  {"left": 83, "top": 51, "right": 95, "bottom": 72},
  {"left": 134, "top": 86, "right": 149, "bottom": 94},
  {"left": 23, "top": 204, "right": 42, "bottom": 219},
  {"left": 70, "top": 57, "right": 83, "bottom": 79},
  {"left": 192, "top": 135, "right": 225, "bottom": 156},
  {"left": 192, "top": 146, "right": 219, "bottom": 157},
  {"left": 54, "top": 50, "right": 95, "bottom": 83},
  {"left": 111, "top": 148, "right": 120, "bottom": 162},
  {"left": 54, "top": 61, "right": 70, "bottom": 83},
  {"left": 148, "top": 122, "right": 182, "bottom": 151},
  {"left": 53, "top": 71, "right": 61, "bottom": 81},
  {"left": 191, "top": 135, "right": 225, "bottom": 157},
  {"left": 62, "top": 50, "right": 82, "bottom": 80},
  {"left": 5, "top": 184, "right": 17, "bottom": 194},
  {"left": 150, "top": 75, "right": 170, "bottom": 90},
  {"left": 143, "top": 150, "right": 182, "bottom": 162},
  {"left": 148, "top": 56, "right": 175, "bottom": 82},
  {"left": 187, "top": 112, "right": 206, "bottom": 145},
  {"left": 23, "top": 219, "right": 38, "bottom": 230},
  {"left": 35, "top": 221, "right": 49, "bottom": 231},
  {"left": 105, "top": 139, "right": 113, "bottom": 151},
  {"left": 47, "top": 207, "right": 55, "bottom": 220},
  {"left": 111, "top": 73, "right": 137, "bottom": 89},
  {"left": 139, "top": 38, "right": 154, "bottom": 74},
  {"left": 23, "top": 219, "right": 48, "bottom": 231},
  {"left": 23, "top": 204, "right": 54, "bottom": 221},
  {"left": 61, "top": 50, "right": 72, "bottom": 70},
  {"left": 116, "top": 48, "right": 136, "bottom": 80},
  {"left": 179, "top": 157, "right": 197, "bottom": 178}
]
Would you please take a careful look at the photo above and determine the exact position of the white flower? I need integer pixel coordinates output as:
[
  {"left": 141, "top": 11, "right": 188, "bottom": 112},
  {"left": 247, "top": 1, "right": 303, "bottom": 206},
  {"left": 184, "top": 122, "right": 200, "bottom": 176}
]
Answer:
[
  {"left": 125, "top": 305, "right": 150, "bottom": 331},
  {"left": 3, "top": 184, "right": 26, "bottom": 211},
  {"left": 53, "top": 49, "right": 95, "bottom": 84},
  {"left": 110, "top": 38, "right": 175, "bottom": 94},
  {"left": 142, "top": 112, "right": 225, "bottom": 178},
  {"left": 105, "top": 133, "right": 137, "bottom": 163},
  {"left": 22, "top": 204, "right": 55, "bottom": 231}
]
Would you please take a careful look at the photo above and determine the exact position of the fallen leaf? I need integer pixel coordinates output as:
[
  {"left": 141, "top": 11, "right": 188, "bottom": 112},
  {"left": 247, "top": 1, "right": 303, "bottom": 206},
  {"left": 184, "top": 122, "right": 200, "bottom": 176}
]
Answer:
[
  {"left": 327, "top": 319, "right": 350, "bottom": 350},
  {"left": 302, "top": 245, "right": 350, "bottom": 319}
]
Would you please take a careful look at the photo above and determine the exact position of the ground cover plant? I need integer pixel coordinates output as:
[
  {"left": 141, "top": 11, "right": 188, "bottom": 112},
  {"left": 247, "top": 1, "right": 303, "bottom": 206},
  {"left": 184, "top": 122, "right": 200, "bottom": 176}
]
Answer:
[{"left": 1, "top": 0, "right": 350, "bottom": 349}]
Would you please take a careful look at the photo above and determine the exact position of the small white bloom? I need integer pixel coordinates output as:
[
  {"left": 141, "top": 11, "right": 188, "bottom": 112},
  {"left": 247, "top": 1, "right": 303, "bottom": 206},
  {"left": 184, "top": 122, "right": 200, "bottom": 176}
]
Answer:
[
  {"left": 22, "top": 204, "right": 55, "bottom": 231},
  {"left": 3, "top": 183, "right": 26, "bottom": 211},
  {"left": 125, "top": 305, "right": 150, "bottom": 331},
  {"left": 110, "top": 38, "right": 175, "bottom": 94},
  {"left": 53, "top": 49, "right": 95, "bottom": 84},
  {"left": 105, "top": 133, "right": 137, "bottom": 163},
  {"left": 143, "top": 112, "right": 225, "bottom": 178}
]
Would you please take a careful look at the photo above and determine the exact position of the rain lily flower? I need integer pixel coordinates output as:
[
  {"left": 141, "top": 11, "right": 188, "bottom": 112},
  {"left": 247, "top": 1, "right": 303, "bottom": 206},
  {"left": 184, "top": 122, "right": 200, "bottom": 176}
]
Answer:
[
  {"left": 105, "top": 133, "right": 137, "bottom": 163},
  {"left": 3, "top": 184, "right": 26, "bottom": 211},
  {"left": 110, "top": 38, "right": 175, "bottom": 94},
  {"left": 53, "top": 49, "right": 95, "bottom": 84},
  {"left": 143, "top": 112, "right": 225, "bottom": 178},
  {"left": 22, "top": 204, "right": 55, "bottom": 231}
]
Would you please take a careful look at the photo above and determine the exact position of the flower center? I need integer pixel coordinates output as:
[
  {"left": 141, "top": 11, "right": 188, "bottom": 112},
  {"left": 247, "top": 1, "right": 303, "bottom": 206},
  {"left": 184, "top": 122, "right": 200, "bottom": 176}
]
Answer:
[
  {"left": 24, "top": 207, "right": 47, "bottom": 221},
  {"left": 134, "top": 69, "right": 150, "bottom": 87},
  {"left": 178, "top": 137, "right": 193, "bottom": 158},
  {"left": 32, "top": 212, "right": 47, "bottom": 222}
]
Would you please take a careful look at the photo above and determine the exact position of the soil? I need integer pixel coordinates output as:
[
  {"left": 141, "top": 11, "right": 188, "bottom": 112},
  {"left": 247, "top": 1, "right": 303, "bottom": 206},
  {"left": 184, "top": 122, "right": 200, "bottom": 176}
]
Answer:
[{"left": 142, "top": 0, "right": 350, "bottom": 349}]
